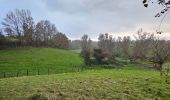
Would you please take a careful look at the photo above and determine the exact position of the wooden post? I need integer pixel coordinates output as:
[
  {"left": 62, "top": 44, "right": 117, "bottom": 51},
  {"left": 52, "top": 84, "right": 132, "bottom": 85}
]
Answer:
[
  {"left": 38, "top": 69, "right": 39, "bottom": 75},
  {"left": 4, "top": 72, "right": 6, "bottom": 78},
  {"left": 48, "top": 68, "right": 49, "bottom": 75},
  {"left": 27, "top": 69, "right": 28, "bottom": 76},
  {"left": 17, "top": 72, "right": 19, "bottom": 77},
  {"left": 81, "top": 66, "right": 83, "bottom": 71}
]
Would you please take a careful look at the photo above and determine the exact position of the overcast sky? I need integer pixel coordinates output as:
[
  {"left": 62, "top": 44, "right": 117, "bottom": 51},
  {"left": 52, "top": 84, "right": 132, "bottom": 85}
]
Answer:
[{"left": 0, "top": 0, "right": 169, "bottom": 40}]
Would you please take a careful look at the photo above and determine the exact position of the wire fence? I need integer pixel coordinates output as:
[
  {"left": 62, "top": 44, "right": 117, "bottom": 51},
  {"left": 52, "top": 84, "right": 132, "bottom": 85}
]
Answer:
[
  {"left": 0, "top": 64, "right": 118, "bottom": 79},
  {"left": 0, "top": 65, "right": 86, "bottom": 79}
]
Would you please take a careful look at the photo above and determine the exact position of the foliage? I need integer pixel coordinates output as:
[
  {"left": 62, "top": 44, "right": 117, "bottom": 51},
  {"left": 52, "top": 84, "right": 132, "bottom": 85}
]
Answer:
[
  {"left": 0, "top": 31, "right": 6, "bottom": 46},
  {"left": 34, "top": 20, "right": 58, "bottom": 47},
  {"left": 98, "top": 33, "right": 115, "bottom": 54},
  {"left": 52, "top": 32, "right": 69, "bottom": 49},
  {"left": 93, "top": 48, "right": 114, "bottom": 65},
  {"left": 80, "top": 34, "right": 92, "bottom": 65},
  {"left": 149, "top": 39, "right": 170, "bottom": 75},
  {"left": 1, "top": 9, "right": 69, "bottom": 50},
  {"left": 69, "top": 40, "right": 81, "bottom": 50}
]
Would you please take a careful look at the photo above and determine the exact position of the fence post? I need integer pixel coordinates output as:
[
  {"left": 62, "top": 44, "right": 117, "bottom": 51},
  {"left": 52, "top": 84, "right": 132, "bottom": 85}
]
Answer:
[
  {"left": 17, "top": 72, "right": 19, "bottom": 77},
  {"left": 38, "top": 69, "right": 39, "bottom": 75},
  {"left": 27, "top": 69, "right": 29, "bottom": 76},
  {"left": 71, "top": 63, "right": 73, "bottom": 72},
  {"left": 4, "top": 72, "right": 6, "bottom": 78},
  {"left": 81, "top": 66, "right": 83, "bottom": 71},
  {"left": 71, "top": 67, "right": 73, "bottom": 72},
  {"left": 48, "top": 68, "right": 49, "bottom": 75}
]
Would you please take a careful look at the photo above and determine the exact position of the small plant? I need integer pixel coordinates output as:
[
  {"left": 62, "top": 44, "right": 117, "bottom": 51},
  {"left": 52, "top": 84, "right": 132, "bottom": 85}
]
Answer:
[{"left": 28, "top": 93, "right": 47, "bottom": 100}]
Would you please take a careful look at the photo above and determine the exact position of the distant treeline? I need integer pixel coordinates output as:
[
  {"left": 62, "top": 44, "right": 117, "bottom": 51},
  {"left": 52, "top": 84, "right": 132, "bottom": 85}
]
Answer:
[
  {"left": 80, "top": 31, "right": 170, "bottom": 76},
  {"left": 0, "top": 9, "right": 99, "bottom": 50},
  {"left": 0, "top": 9, "right": 69, "bottom": 49},
  {"left": 1, "top": 9, "right": 170, "bottom": 76}
]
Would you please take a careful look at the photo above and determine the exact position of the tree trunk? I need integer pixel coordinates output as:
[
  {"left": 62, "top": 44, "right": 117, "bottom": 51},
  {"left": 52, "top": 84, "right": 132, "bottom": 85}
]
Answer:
[{"left": 159, "top": 63, "right": 163, "bottom": 76}]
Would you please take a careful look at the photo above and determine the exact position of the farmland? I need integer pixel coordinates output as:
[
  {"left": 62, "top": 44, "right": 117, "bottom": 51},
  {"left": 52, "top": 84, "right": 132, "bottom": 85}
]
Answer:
[
  {"left": 0, "top": 69, "right": 170, "bottom": 100},
  {"left": 0, "top": 48, "right": 82, "bottom": 78}
]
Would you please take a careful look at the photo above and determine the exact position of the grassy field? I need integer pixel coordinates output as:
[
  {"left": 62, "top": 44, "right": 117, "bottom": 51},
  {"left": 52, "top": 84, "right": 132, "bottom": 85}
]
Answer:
[
  {"left": 0, "top": 48, "right": 82, "bottom": 78},
  {"left": 69, "top": 49, "right": 81, "bottom": 53},
  {"left": 0, "top": 48, "right": 170, "bottom": 100},
  {"left": 0, "top": 69, "right": 169, "bottom": 100}
]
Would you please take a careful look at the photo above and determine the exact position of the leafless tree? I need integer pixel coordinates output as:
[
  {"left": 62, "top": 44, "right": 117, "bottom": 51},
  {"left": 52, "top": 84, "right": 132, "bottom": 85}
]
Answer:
[
  {"left": 98, "top": 33, "right": 115, "bottom": 54},
  {"left": 34, "top": 20, "right": 58, "bottom": 46},
  {"left": 114, "top": 36, "right": 122, "bottom": 57},
  {"left": 80, "top": 34, "right": 92, "bottom": 65},
  {"left": 121, "top": 36, "right": 135, "bottom": 62},
  {"left": 149, "top": 39, "right": 170, "bottom": 75},
  {"left": 143, "top": 0, "right": 170, "bottom": 34},
  {"left": 2, "top": 9, "right": 34, "bottom": 45},
  {"left": 143, "top": 0, "right": 170, "bottom": 17},
  {"left": 133, "top": 29, "right": 155, "bottom": 60},
  {"left": 81, "top": 35, "right": 92, "bottom": 51}
]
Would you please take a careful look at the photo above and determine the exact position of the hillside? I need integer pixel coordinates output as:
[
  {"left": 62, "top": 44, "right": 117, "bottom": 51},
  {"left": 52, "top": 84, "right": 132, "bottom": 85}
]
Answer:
[
  {"left": 0, "top": 48, "right": 82, "bottom": 77},
  {"left": 0, "top": 69, "right": 169, "bottom": 100}
]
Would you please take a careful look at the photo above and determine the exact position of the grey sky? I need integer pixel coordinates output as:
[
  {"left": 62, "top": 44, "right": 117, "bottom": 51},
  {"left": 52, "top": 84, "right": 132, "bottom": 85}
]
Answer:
[{"left": 0, "top": 0, "right": 169, "bottom": 40}]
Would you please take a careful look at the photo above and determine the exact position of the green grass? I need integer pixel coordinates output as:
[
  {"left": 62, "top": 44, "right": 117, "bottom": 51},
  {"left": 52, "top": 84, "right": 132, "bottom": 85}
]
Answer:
[
  {"left": 0, "top": 47, "right": 82, "bottom": 78},
  {"left": 0, "top": 69, "right": 169, "bottom": 100},
  {"left": 69, "top": 49, "right": 81, "bottom": 53},
  {"left": 0, "top": 48, "right": 170, "bottom": 99}
]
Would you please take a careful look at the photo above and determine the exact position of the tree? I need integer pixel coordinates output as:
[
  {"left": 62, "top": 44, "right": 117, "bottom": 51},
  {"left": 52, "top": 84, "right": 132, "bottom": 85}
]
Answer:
[
  {"left": 52, "top": 32, "right": 69, "bottom": 49},
  {"left": 113, "top": 36, "right": 122, "bottom": 57},
  {"left": 0, "top": 29, "right": 4, "bottom": 39},
  {"left": 80, "top": 34, "right": 92, "bottom": 65},
  {"left": 34, "top": 20, "right": 58, "bottom": 47},
  {"left": 2, "top": 9, "right": 34, "bottom": 45},
  {"left": 149, "top": 39, "right": 170, "bottom": 75},
  {"left": 69, "top": 40, "right": 81, "bottom": 50},
  {"left": 0, "top": 30, "right": 6, "bottom": 46},
  {"left": 143, "top": 0, "right": 170, "bottom": 17},
  {"left": 133, "top": 30, "right": 155, "bottom": 60},
  {"left": 93, "top": 48, "right": 113, "bottom": 65},
  {"left": 143, "top": 0, "right": 170, "bottom": 34},
  {"left": 121, "top": 36, "right": 135, "bottom": 62},
  {"left": 98, "top": 33, "right": 115, "bottom": 54},
  {"left": 22, "top": 16, "right": 34, "bottom": 45}
]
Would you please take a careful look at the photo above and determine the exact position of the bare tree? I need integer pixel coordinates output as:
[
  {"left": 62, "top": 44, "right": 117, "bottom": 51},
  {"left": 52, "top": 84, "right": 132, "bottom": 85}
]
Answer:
[
  {"left": 98, "top": 33, "right": 115, "bottom": 54},
  {"left": 80, "top": 34, "right": 92, "bottom": 65},
  {"left": 34, "top": 20, "right": 58, "bottom": 46},
  {"left": 0, "top": 30, "right": 6, "bottom": 46},
  {"left": 34, "top": 22, "right": 43, "bottom": 46},
  {"left": 149, "top": 39, "right": 170, "bottom": 75},
  {"left": 113, "top": 36, "right": 122, "bottom": 57},
  {"left": 133, "top": 30, "right": 155, "bottom": 60},
  {"left": 143, "top": 0, "right": 170, "bottom": 34},
  {"left": 121, "top": 36, "right": 135, "bottom": 62},
  {"left": 2, "top": 9, "right": 34, "bottom": 45},
  {"left": 143, "top": 0, "right": 170, "bottom": 17},
  {"left": 20, "top": 10, "right": 34, "bottom": 45}
]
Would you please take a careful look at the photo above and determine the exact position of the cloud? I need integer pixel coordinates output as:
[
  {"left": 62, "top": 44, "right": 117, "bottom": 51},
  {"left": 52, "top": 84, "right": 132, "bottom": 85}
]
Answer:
[{"left": 0, "top": 0, "right": 169, "bottom": 40}]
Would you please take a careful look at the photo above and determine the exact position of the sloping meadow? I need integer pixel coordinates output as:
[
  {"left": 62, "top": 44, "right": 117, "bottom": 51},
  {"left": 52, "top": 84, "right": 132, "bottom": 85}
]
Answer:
[{"left": 0, "top": 48, "right": 82, "bottom": 78}]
